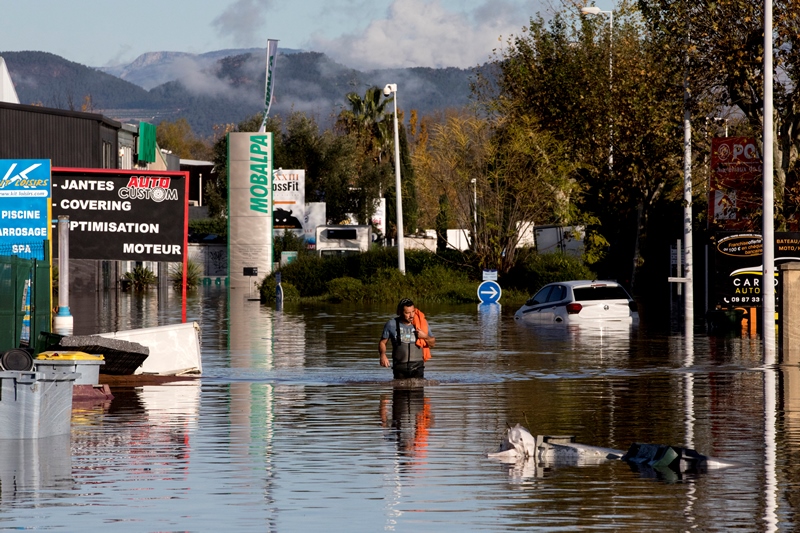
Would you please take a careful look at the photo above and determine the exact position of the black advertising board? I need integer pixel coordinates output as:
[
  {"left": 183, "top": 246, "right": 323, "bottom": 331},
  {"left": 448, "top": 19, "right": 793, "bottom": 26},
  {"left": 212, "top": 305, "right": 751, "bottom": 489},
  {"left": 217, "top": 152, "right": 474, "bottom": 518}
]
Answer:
[
  {"left": 51, "top": 168, "right": 188, "bottom": 262},
  {"left": 713, "top": 232, "right": 800, "bottom": 308}
]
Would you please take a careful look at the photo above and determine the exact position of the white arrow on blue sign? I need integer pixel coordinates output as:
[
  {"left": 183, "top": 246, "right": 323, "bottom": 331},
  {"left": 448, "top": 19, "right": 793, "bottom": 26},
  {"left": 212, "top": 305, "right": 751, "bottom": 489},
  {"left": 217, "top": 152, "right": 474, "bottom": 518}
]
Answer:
[{"left": 477, "top": 280, "right": 502, "bottom": 304}]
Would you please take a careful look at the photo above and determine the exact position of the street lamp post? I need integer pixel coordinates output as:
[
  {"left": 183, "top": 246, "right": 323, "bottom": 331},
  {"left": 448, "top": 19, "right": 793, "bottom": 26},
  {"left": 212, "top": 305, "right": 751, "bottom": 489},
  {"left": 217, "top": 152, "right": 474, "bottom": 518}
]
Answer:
[
  {"left": 581, "top": 6, "right": 613, "bottom": 175},
  {"left": 763, "top": 0, "right": 776, "bottom": 364},
  {"left": 470, "top": 178, "right": 477, "bottom": 244},
  {"left": 384, "top": 83, "right": 405, "bottom": 274},
  {"left": 714, "top": 117, "right": 729, "bottom": 137}
]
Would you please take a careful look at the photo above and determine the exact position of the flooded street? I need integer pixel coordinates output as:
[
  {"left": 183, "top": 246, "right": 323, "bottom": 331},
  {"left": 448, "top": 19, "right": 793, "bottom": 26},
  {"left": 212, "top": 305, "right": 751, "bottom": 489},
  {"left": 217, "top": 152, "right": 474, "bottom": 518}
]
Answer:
[{"left": 2, "top": 286, "right": 797, "bottom": 531}]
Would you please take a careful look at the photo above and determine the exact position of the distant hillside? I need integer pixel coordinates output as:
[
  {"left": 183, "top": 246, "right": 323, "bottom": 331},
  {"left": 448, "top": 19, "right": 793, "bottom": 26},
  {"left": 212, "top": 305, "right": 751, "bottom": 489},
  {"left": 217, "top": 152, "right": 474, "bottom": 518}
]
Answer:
[
  {"left": 99, "top": 48, "right": 302, "bottom": 90},
  {"left": 1, "top": 49, "right": 478, "bottom": 136},
  {"left": 1, "top": 51, "right": 154, "bottom": 110}
]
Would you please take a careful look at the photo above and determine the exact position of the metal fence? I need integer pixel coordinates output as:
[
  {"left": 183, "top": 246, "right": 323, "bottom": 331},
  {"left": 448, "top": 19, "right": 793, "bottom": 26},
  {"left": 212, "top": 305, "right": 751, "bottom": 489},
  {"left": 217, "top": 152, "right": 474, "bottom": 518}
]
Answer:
[
  {"left": 0, "top": 241, "right": 51, "bottom": 352},
  {"left": 0, "top": 241, "right": 48, "bottom": 260}
]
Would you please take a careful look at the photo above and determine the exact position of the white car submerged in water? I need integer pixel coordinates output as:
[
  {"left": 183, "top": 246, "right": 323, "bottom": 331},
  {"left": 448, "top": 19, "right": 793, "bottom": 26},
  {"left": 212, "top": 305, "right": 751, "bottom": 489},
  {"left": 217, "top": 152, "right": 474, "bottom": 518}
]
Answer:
[{"left": 514, "top": 280, "right": 638, "bottom": 325}]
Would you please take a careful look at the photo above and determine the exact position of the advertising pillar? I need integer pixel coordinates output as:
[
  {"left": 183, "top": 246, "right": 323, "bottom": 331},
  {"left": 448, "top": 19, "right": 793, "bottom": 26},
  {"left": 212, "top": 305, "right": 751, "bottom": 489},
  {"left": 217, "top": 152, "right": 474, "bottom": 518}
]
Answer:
[{"left": 228, "top": 132, "right": 274, "bottom": 290}]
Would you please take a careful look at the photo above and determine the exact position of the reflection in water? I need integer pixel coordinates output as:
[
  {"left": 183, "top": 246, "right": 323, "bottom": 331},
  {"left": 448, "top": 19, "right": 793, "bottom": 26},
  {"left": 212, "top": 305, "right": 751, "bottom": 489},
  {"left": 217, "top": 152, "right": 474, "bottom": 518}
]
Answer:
[
  {"left": 380, "top": 385, "right": 433, "bottom": 529},
  {"left": 381, "top": 386, "right": 433, "bottom": 465},
  {"left": 71, "top": 382, "right": 199, "bottom": 487},
  {"left": 0, "top": 435, "right": 73, "bottom": 502},
  {"left": 6, "top": 287, "right": 800, "bottom": 530},
  {"left": 765, "top": 367, "right": 778, "bottom": 532}
]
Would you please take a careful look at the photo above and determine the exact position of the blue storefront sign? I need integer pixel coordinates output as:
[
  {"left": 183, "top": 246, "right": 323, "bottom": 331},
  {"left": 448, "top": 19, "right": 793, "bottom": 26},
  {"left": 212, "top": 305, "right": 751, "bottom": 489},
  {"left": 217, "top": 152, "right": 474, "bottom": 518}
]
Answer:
[{"left": 0, "top": 160, "right": 51, "bottom": 259}]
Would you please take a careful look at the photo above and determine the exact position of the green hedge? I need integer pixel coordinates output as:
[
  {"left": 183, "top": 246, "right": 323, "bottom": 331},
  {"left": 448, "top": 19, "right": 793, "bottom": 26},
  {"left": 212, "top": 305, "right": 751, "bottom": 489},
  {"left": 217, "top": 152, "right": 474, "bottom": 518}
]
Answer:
[
  {"left": 258, "top": 248, "right": 592, "bottom": 304},
  {"left": 504, "top": 250, "right": 596, "bottom": 294},
  {"left": 189, "top": 218, "right": 227, "bottom": 236}
]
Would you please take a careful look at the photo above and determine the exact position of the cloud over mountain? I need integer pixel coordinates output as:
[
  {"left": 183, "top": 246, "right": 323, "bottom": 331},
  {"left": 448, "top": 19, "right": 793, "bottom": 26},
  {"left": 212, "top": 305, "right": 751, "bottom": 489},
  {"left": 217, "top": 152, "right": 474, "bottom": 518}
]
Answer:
[{"left": 311, "top": 0, "right": 537, "bottom": 69}]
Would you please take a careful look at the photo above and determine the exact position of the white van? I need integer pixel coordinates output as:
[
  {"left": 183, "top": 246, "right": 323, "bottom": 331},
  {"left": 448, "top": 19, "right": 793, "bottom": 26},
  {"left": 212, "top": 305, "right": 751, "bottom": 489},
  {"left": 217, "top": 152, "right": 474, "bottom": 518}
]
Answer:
[{"left": 315, "top": 225, "right": 372, "bottom": 257}]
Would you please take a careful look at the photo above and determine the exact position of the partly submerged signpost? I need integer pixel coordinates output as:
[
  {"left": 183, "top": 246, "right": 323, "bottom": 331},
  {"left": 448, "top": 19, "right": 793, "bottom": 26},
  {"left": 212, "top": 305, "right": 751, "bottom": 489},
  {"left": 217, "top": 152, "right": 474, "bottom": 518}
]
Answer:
[
  {"left": 0, "top": 159, "right": 51, "bottom": 259},
  {"left": 227, "top": 132, "right": 274, "bottom": 290},
  {"left": 51, "top": 167, "right": 189, "bottom": 322},
  {"left": 51, "top": 168, "right": 187, "bottom": 262},
  {"left": 227, "top": 39, "right": 278, "bottom": 291}
]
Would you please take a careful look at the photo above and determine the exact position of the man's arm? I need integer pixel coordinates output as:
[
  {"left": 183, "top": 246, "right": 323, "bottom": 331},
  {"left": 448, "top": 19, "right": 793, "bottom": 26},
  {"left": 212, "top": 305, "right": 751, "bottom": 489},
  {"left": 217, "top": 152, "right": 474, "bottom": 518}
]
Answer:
[
  {"left": 378, "top": 338, "right": 390, "bottom": 367},
  {"left": 416, "top": 328, "right": 436, "bottom": 348}
]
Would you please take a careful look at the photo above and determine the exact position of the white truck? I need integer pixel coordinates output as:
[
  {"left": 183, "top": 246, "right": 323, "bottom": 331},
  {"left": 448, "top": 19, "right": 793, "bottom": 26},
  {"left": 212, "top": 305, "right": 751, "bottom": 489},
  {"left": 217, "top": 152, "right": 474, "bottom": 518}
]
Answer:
[{"left": 315, "top": 225, "right": 372, "bottom": 257}]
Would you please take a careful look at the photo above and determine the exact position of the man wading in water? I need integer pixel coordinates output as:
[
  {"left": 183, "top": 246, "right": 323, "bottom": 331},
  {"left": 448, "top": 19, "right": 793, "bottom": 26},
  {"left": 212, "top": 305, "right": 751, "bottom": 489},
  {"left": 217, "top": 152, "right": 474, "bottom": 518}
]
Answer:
[{"left": 379, "top": 298, "right": 435, "bottom": 379}]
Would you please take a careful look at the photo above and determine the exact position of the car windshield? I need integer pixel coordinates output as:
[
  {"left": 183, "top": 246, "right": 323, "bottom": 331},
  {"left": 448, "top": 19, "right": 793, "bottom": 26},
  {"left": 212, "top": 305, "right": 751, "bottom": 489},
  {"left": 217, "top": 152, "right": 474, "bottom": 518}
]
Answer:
[{"left": 573, "top": 286, "right": 630, "bottom": 301}]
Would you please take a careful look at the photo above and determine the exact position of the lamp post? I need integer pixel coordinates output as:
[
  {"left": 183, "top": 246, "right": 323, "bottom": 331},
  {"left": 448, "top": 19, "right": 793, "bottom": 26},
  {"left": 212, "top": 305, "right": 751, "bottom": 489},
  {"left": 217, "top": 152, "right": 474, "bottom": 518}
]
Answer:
[
  {"left": 714, "top": 117, "right": 729, "bottom": 137},
  {"left": 470, "top": 178, "right": 477, "bottom": 243},
  {"left": 763, "top": 0, "right": 775, "bottom": 364},
  {"left": 581, "top": 6, "right": 613, "bottom": 175},
  {"left": 384, "top": 83, "right": 405, "bottom": 274}
]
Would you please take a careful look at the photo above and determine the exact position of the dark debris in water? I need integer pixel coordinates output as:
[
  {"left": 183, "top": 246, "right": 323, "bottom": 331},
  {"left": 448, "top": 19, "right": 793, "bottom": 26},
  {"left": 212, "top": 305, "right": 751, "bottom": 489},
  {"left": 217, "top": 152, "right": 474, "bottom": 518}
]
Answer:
[
  {"left": 346, "top": 378, "right": 441, "bottom": 387},
  {"left": 391, "top": 378, "right": 440, "bottom": 388}
]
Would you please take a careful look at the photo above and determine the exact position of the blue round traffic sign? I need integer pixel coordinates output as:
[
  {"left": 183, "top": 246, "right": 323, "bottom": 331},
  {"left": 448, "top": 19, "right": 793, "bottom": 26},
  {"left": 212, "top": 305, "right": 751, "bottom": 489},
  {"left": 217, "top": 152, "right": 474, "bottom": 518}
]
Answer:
[{"left": 477, "top": 280, "right": 502, "bottom": 304}]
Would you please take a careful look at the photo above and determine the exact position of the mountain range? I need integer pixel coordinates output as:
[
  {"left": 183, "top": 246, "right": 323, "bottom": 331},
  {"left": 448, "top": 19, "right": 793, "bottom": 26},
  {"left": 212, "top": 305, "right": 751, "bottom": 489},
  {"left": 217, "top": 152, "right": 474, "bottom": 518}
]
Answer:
[{"left": 1, "top": 49, "right": 478, "bottom": 136}]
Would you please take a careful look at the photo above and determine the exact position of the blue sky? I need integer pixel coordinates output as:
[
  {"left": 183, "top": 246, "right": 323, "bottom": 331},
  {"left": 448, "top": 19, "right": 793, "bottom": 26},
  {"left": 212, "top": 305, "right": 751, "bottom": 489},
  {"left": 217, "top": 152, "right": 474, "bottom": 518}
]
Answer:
[{"left": 1, "top": 0, "right": 615, "bottom": 69}]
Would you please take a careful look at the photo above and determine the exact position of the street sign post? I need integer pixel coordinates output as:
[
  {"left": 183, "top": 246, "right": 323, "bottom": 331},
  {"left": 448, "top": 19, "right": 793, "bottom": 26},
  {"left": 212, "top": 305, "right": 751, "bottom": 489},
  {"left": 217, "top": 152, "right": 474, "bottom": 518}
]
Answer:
[{"left": 477, "top": 280, "right": 502, "bottom": 304}]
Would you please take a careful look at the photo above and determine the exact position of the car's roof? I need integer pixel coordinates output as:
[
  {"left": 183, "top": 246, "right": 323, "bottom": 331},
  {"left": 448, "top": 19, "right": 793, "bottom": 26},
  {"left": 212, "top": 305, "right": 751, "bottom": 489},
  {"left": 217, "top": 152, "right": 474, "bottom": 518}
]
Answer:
[{"left": 546, "top": 280, "right": 622, "bottom": 288}]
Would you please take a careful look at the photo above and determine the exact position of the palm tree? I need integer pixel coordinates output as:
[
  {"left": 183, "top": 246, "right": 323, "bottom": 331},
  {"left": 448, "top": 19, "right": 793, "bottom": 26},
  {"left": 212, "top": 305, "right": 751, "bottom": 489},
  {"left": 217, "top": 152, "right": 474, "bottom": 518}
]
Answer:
[{"left": 337, "top": 86, "right": 392, "bottom": 162}]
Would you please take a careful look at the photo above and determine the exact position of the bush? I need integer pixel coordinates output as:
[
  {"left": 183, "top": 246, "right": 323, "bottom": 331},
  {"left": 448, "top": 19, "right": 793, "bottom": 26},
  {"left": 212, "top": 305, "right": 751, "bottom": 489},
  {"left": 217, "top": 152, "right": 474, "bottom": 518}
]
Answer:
[
  {"left": 169, "top": 260, "right": 203, "bottom": 290},
  {"left": 503, "top": 251, "right": 595, "bottom": 294},
  {"left": 356, "top": 266, "right": 476, "bottom": 304},
  {"left": 273, "top": 230, "right": 310, "bottom": 262},
  {"left": 277, "top": 254, "right": 349, "bottom": 296},
  {"left": 259, "top": 279, "right": 300, "bottom": 304},
  {"left": 189, "top": 218, "right": 227, "bottom": 236},
  {"left": 257, "top": 248, "right": 593, "bottom": 305},
  {"left": 326, "top": 277, "right": 365, "bottom": 302},
  {"left": 360, "top": 268, "right": 410, "bottom": 301},
  {"left": 404, "top": 249, "right": 450, "bottom": 275},
  {"left": 123, "top": 266, "right": 157, "bottom": 291},
  {"left": 355, "top": 248, "right": 400, "bottom": 278},
  {"left": 411, "top": 265, "right": 476, "bottom": 303}
]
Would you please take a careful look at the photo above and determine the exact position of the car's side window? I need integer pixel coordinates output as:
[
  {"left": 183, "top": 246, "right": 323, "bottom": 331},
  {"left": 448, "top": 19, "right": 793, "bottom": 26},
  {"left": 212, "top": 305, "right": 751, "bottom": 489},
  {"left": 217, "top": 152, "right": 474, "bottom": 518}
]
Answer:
[
  {"left": 527, "top": 286, "right": 552, "bottom": 306},
  {"left": 547, "top": 285, "right": 566, "bottom": 303}
]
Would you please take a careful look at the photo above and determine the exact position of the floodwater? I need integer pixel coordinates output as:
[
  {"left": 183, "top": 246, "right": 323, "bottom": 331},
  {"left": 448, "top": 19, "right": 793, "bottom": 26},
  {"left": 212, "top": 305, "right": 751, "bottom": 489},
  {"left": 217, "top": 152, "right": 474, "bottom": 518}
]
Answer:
[{"left": 1, "top": 286, "right": 797, "bottom": 531}]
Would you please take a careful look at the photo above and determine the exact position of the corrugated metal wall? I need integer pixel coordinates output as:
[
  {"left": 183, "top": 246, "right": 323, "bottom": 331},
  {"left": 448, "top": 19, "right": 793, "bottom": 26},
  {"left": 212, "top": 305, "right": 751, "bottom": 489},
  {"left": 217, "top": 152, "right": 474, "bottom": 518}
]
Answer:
[{"left": 0, "top": 103, "right": 120, "bottom": 168}]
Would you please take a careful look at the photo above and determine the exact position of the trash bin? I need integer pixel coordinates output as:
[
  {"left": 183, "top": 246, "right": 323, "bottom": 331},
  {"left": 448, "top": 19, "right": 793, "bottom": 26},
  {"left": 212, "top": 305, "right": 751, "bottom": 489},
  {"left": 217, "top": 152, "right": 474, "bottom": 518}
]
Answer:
[
  {"left": 35, "top": 331, "right": 65, "bottom": 354},
  {"left": 34, "top": 352, "right": 104, "bottom": 386},
  {"left": 0, "top": 369, "right": 78, "bottom": 439}
]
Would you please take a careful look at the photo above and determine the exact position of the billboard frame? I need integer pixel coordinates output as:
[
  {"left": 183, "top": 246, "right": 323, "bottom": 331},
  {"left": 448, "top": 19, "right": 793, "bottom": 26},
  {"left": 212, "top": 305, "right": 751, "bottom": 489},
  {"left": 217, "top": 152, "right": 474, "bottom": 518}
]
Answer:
[{"left": 52, "top": 166, "right": 189, "bottom": 321}]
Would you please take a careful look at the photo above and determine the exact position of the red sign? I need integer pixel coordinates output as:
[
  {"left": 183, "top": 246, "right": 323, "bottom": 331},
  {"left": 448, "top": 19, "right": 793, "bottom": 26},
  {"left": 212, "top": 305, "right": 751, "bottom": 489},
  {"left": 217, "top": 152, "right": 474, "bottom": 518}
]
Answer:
[{"left": 708, "top": 137, "right": 762, "bottom": 230}]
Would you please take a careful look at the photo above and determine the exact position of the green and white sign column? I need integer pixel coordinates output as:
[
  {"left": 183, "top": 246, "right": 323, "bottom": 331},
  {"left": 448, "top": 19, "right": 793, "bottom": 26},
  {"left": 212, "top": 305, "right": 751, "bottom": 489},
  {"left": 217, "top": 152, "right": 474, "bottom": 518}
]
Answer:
[{"left": 228, "top": 132, "right": 274, "bottom": 290}]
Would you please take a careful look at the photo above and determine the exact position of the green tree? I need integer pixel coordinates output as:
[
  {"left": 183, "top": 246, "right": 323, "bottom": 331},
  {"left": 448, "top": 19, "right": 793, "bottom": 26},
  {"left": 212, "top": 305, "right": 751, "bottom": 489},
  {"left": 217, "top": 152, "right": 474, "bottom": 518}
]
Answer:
[
  {"left": 207, "top": 110, "right": 367, "bottom": 225},
  {"left": 207, "top": 114, "right": 281, "bottom": 218},
  {"left": 479, "top": 3, "right": 692, "bottom": 282},
  {"left": 336, "top": 87, "right": 394, "bottom": 228},
  {"left": 157, "top": 118, "right": 212, "bottom": 160},
  {"left": 435, "top": 193, "right": 452, "bottom": 252},
  {"left": 398, "top": 122, "right": 419, "bottom": 234},
  {"left": 337, "top": 86, "right": 392, "bottom": 161},
  {"left": 276, "top": 113, "right": 324, "bottom": 181},
  {"left": 414, "top": 109, "right": 578, "bottom": 273},
  {"left": 316, "top": 132, "right": 363, "bottom": 224},
  {"left": 637, "top": 0, "right": 800, "bottom": 227}
]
